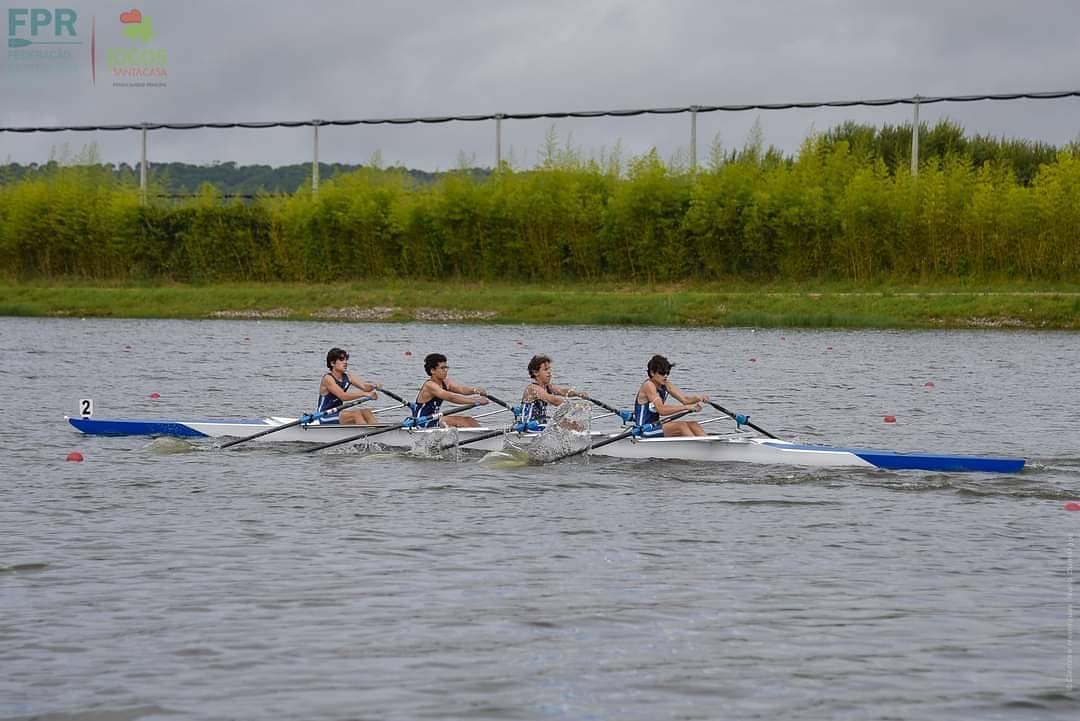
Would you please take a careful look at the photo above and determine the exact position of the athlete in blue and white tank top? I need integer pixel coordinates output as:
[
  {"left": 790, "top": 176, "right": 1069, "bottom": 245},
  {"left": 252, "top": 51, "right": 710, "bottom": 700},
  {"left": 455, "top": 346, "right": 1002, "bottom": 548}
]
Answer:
[
  {"left": 633, "top": 355, "right": 709, "bottom": 437},
  {"left": 412, "top": 380, "right": 447, "bottom": 428},
  {"left": 317, "top": 371, "right": 351, "bottom": 422},
  {"left": 520, "top": 383, "right": 553, "bottom": 426},
  {"left": 632, "top": 384, "right": 667, "bottom": 430},
  {"left": 316, "top": 347, "right": 379, "bottom": 425},
  {"left": 413, "top": 353, "right": 490, "bottom": 429},
  {"left": 521, "top": 355, "right": 588, "bottom": 430}
]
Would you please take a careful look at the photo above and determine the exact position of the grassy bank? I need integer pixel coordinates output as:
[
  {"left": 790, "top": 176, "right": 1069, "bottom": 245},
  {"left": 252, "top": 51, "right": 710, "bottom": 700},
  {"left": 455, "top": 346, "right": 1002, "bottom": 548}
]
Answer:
[{"left": 2, "top": 281, "right": 1078, "bottom": 329}]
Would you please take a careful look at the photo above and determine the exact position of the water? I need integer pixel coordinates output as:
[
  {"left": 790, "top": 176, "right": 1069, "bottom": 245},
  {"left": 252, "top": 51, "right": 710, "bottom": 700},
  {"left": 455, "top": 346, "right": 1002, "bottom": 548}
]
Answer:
[{"left": 2, "top": 318, "right": 1078, "bottom": 720}]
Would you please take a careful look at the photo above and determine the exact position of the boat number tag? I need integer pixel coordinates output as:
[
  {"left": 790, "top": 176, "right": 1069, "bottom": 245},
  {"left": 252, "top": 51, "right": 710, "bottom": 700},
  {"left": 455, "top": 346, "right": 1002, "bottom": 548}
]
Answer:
[{"left": 78, "top": 398, "right": 93, "bottom": 418}]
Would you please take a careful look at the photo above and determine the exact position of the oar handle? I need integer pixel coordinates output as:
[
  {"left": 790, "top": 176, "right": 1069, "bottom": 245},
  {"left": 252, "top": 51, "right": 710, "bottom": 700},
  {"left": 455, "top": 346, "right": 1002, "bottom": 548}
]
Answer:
[
  {"left": 220, "top": 396, "right": 369, "bottom": 449},
  {"left": 706, "top": 401, "right": 777, "bottom": 439}
]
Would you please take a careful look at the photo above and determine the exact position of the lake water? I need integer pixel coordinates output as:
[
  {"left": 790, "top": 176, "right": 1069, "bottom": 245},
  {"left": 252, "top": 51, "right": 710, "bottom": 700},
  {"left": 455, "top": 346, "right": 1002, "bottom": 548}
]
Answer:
[{"left": 2, "top": 317, "right": 1079, "bottom": 721}]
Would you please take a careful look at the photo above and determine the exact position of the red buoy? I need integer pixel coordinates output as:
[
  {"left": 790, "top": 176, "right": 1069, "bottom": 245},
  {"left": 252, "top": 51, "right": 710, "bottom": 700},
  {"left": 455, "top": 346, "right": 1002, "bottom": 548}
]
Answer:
[
  {"left": 149, "top": 392, "right": 160, "bottom": 399},
  {"left": 1065, "top": 502, "right": 1080, "bottom": 511},
  {"left": 404, "top": 351, "right": 412, "bottom": 357},
  {"left": 924, "top": 381, "right": 935, "bottom": 388},
  {"left": 66, "top": 451, "right": 84, "bottom": 462},
  {"left": 884, "top": 415, "right": 897, "bottom": 423}
]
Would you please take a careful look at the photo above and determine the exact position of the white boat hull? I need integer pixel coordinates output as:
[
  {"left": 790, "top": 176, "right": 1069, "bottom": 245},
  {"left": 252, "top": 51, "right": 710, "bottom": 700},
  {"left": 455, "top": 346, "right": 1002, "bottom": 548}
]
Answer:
[{"left": 65, "top": 415, "right": 1026, "bottom": 473}]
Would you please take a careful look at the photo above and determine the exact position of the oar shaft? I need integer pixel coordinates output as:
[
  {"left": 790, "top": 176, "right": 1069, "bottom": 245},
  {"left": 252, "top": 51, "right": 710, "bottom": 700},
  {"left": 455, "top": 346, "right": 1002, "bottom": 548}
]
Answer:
[
  {"left": 473, "top": 406, "right": 510, "bottom": 420},
  {"left": 304, "top": 403, "right": 477, "bottom": 453},
  {"left": 706, "top": 401, "right": 777, "bottom": 439},
  {"left": 439, "top": 427, "right": 507, "bottom": 451},
  {"left": 220, "top": 396, "right": 369, "bottom": 449},
  {"left": 586, "top": 397, "right": 623, "bottom": 416},
  {"left": 556, "top": 410, "right": 692, "bottom": 461},
  {"left": 484, "top": 393, "right": 513, "bottom": 411},
  {"left": 376, "top": 387, "right": 407, "bottom": 405}
]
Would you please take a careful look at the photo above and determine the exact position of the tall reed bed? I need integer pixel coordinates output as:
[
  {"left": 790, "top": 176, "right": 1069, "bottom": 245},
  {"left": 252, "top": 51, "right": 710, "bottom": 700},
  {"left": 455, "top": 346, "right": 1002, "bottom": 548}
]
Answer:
[{"left": 1, "top": 123, "right": 1078, "bottom": 282}]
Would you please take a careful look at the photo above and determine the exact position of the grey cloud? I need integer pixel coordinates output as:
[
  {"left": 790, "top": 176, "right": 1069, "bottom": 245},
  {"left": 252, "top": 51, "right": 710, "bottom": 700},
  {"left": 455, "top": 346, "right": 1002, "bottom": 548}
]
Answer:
[{"left": 3, "top": 0, "right": 1078, "bottom": 170}]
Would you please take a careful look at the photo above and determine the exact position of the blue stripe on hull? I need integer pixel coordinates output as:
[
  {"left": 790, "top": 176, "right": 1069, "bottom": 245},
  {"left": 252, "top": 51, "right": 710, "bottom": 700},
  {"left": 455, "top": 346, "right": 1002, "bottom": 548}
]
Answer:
[
  {"left": 68, "top": 417, "right": 210, "bottom": 437},
  {"left": 762, "top": 441, "right": 1025, "bottom": 473},
  {"left": 851, "top": 449, "right": 1025, "bottom": 474}
]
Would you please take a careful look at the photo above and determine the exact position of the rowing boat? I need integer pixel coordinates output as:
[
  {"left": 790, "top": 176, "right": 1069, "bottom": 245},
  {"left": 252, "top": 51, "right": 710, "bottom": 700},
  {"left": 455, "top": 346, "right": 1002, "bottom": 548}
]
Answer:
[{"left": 65, "top": 415, "right": 1026, "bottom": 473}]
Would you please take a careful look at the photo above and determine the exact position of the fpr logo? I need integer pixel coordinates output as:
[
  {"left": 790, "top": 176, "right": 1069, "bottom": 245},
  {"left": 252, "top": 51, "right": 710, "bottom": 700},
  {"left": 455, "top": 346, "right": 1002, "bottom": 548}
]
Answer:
[
  {"left": 5, "top": 6, "right": 87, "bottom": 77},
  {"left": 7, "top": 7, "right": 80, "bottom": 47}
]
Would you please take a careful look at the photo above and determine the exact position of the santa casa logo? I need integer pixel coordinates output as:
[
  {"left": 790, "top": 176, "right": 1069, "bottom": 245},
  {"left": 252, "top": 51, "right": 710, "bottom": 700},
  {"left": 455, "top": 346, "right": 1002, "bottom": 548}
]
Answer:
[
  {"left": 119, "top": 8, "right": 152, "bottom": 42},
  {"left": 104, "top": 8, "right": 167, "bottom": 87}
]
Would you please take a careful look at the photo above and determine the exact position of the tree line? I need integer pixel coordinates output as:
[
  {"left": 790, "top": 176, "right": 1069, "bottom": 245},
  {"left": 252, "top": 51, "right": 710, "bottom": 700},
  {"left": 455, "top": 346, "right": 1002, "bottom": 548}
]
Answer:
[{"left": 1, "top": 120, "right": 1077, "bottom": 282}]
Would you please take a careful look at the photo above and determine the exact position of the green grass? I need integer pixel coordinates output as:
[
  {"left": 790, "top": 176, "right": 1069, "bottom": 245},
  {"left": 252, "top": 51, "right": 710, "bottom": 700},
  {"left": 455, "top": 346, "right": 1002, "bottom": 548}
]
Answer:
[{"left": 2, "top": 280, "right": 1078, "bottom": 329}]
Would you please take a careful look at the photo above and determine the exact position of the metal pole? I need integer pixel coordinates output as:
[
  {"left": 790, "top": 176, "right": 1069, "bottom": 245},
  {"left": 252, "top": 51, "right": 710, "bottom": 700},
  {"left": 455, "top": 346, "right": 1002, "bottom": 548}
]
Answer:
[
  {"left": 495, "top": 113, "right": 503, "bottom": 170},
  {"left": 911, "top": 95, "right": 920, "bottom": 177},
  {"left": 139, "top": 122, "right": 148, "bottom": 203},
  {"left": 312, "top": 120, "right": 320, "bottom": 193},
  {"left": 690, "top": 105, "right": 698, "bottom": 171}
]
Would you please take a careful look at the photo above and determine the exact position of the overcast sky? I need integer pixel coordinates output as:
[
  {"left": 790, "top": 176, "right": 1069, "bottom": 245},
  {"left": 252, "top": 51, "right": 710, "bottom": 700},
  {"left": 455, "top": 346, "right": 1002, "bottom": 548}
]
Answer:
[{"left": 2, "top": 0, "right": 1078, "bottom": 170}]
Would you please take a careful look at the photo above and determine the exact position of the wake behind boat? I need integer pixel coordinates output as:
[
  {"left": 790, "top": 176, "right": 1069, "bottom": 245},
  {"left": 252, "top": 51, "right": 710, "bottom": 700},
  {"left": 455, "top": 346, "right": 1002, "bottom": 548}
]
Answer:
[{"left": 65, "top": 414, "right": 1027, "bottom": 473}]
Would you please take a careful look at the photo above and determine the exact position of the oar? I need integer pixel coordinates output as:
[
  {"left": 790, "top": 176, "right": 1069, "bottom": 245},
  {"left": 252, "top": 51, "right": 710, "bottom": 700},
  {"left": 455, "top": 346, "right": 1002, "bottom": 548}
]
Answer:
[
  {"left": 705, "top": 400, "right": 777, "bottom": 439},
  {"left": 586, "top": 396, "right": 632, "bottom": 423},
  {"left": 550, "top": 410, "right": 693, "bottom": 463},
  {"left": 220, "top": 397, "right": 372, "bottom": 449},
  {"left": 375, "top": 387, "right": 408, "bottom": 406},
  {"left": 483, "top": 393, "right": 514, "bottom": 412},
  {"left": 303, "top": 403, "right": 476, "bottom": 453},
  {"left": 432, "top": 395, "right": 512, "bottom": 451},
  {"left": 438, "top": 427, "right": 509, "bottom": 451}
]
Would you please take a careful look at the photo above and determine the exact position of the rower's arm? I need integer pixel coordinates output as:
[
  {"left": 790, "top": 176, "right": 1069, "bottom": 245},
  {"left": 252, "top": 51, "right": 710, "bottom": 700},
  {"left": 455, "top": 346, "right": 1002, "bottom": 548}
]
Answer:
[
  {"left": 346, "top": 372, "right": 379, "bottom": 397},
  {"left": 431, "top": 380, "right": 486, "bottom": 405},
  {"left": 323, "top": 374, "right": 375, "bottom": 402},
  {"left": 446, "top": 379, "right": 487, "bottom": 398},
  {"left": 550, "top": 384, "right": 588, "bottom": 399},
  {"left": 666, "top": 382, "right": 707, "bottom": 406},
  {"left": 647, "top": 383, "right": 698, "bottom": 415},
  {"left": 529, "top": 383, "right": 566, "bottom": 406}
]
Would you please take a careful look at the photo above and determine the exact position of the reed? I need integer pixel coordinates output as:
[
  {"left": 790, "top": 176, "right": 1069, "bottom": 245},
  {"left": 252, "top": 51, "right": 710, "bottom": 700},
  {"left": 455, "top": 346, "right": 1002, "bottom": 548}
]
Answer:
[{"left": 2, "top": 123, "right": 1079, "bottom": 285}]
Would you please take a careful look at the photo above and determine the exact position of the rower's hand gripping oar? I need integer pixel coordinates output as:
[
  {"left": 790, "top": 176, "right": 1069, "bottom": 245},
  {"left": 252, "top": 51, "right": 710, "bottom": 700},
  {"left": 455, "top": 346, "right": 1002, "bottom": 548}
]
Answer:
[
  {"left": 705, "top": 400, "right": 777, "bottom": 439},
  {"left": 303, "top": 403, "right": 478, "bottom": 453},
  {"left": 220, "top": 396, "right": 376, "bottom": 449}
]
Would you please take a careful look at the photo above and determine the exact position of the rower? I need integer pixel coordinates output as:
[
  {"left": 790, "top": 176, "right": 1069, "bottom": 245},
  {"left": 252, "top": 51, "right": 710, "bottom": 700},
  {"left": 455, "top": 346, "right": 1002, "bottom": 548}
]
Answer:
[
  {"left": 520, "top": 354, "right": 589, "bottom": 430},
  {"left": 413, "top": 353, "right": 489, "bottom": 428},
  {"left": 317, "top": 347, "right": 380, "bottom": 424},
  {"left": 633, "top": 354, "right": 708, "bottom": 437}
]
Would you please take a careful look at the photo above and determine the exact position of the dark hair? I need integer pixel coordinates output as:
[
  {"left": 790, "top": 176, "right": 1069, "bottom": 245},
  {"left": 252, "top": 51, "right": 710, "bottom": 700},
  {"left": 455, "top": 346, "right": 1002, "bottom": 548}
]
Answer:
[
  {"left": 527, "top": 354, "right": 551, "bottom": 379},
  {"left": 326, "top": 347, "right": 348, "bottom": 369},
  {"left": 424, "top": 352, "right": 447, "bottom": 375},
  {"left": 646, "top": 354, "right": 674, "bottom": 376}
]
